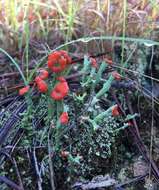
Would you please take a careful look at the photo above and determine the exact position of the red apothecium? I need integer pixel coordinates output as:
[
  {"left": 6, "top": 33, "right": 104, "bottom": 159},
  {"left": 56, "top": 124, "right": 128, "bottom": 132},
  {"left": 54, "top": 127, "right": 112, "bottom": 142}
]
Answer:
[
  {"left": 19, "top": 86, "right": 30, "bottom": 96},
  {"left": 90, "top": 57, "right": 98, "bottom": 68},
  {"left": 112, "top": 105, "right": 120, "bottom": 116},
  {"left": 47, "top": 51, "right": 71, "bottom": 73},
  {"left": 51, "top": 78, "right": 69, "bottom": 100},
  {"left": 60, "top": 112, "right": 69, "bottom": 125},
  {"left": 112, "top": 71, "right": 122, "bottom": 81},
  {"left": 37, "top": 80, "right": 48, "bottom": 93},
  {"left": 38, "top": 69, "right": 49, "bottom": 80},
  {"left": 61, "top": 150, "right": 69, "bottom": 158}
]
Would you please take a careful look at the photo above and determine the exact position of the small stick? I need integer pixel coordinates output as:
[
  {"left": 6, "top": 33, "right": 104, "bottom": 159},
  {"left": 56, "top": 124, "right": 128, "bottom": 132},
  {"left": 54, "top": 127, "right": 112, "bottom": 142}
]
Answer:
[
  {"left": 33, "top": 148, "right": 43, "bottom": 190},
  {"left": 0, "top": 176, "right": 22, "bottom": 190},
  {"left": 48, "top": 131, "right": 56, "bottom": 190},
  {"left": 115, "top": 174, "right": 147, "bottom": 189},
  {"left": 12, "top": 158, "right": 24, "bottom": 190}
]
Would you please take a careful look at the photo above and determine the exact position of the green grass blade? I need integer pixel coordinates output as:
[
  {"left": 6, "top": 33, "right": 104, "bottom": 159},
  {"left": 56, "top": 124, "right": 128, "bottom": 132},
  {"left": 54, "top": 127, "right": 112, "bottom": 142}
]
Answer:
[{"left": 0, "top": 48, "right": 27, "bottom": 85}]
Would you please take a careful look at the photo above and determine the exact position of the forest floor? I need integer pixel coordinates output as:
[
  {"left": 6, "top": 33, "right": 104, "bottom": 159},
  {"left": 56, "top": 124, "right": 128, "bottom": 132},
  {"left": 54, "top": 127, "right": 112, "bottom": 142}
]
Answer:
[{"left": 0, "top": 1, "right": 159, "bottom": 190}]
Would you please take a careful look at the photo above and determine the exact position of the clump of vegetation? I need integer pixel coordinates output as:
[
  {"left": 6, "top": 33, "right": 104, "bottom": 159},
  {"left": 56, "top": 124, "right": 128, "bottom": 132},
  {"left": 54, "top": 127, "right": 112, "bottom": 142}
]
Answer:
[{"left": 1, "top": 1, "right": 159, "bottom": 190}]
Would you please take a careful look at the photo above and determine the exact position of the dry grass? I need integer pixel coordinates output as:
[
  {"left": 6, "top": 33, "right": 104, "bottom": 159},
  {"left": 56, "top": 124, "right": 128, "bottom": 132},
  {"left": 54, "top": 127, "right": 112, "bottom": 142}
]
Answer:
[{"left": 0, "top": 0, "right": 159, "bottom": 53}]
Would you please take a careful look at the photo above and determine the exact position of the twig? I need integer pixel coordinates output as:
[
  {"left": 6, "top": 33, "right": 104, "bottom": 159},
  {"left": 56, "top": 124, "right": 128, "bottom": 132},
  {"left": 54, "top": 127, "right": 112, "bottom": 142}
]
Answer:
[
  {"left": 115, "top": 174, "right": 147, "bottom": 189},
  {"left": 0, "top": 128, "right": 24, "bottom": 167},
  {"left": 33, "top": 148, "right": 43, "bottom": 190},
  {"left": 72, "top": 175, "right": 116, "bottom": 190},
  {"left": 48, "top": 129, "right": 56, "bottom": 190},
  {"left": 0, "top": 150, "right": 24, "bottom": 189},
  {"left": 1, "top": 145, "right": 46, "bottom": 150},
  {"left": 125, "top": 92, "right": 140, "bottom": 139},
  {"left": 0, "top": 100, "right": 27, "bottom": 145},
  {"left": 12, "top": 158, "right": 24, "bottom": 190},
  {"left": 0, "top": 176, "right": 22, "bottom": 190}
]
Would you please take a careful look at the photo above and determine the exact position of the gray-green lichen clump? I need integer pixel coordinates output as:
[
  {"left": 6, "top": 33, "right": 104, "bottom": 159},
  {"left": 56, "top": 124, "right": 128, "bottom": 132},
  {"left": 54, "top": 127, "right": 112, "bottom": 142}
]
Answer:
[{"left": 72, "top": 115, "right": 120, "bottom": 178}]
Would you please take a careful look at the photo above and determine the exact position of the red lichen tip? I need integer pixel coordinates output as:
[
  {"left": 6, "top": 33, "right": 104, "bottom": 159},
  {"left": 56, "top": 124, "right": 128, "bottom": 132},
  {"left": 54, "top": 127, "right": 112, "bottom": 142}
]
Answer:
[
  {"left": 61, "top": 150, "right": 69, "bottom": 158},
  {"left": 47, "top": 50, "right": 72, "bottom": 73},
  {"left": 51, "top": 80, "right": 69, "bottom": 100},
  {"left": 38, "top": 69, "right": 49, "bottom": 80},
  {"left": 35, "top": 76, "right": 42, "bottom": 84},
  {"left": 60, "top": 112, "right": 69, "bottom": 125},
  {"left": 37, "top": 80, "right": 48, "bottom": 93},
  {"left": 56, "top": 76, "right": 66, "bottom": 82},
  {"left": 104, "top": 57, "right": 113, "bottom": 65},
  {"left": 19, "top": 86, "right": 30, "bottom": 96},
  {"left": 112, "top": 71, "right": 122, "bottom": 81},
  {"left": 128, "top": 121, "right": 133, "bottom": 126},
  {"left": 90, "top": 57, "right": 98, "bottom": 68},
  {"left": 112, "top": 105, "right": 120, "bottom": 117}
]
